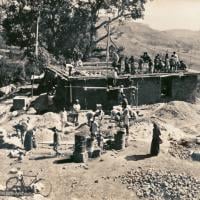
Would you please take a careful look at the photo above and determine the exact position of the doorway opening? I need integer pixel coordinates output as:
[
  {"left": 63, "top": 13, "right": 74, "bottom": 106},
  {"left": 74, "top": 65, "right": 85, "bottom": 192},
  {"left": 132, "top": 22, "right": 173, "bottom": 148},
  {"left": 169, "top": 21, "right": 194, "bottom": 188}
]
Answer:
[{"left": 161, "top": 77, "right": 172, "bottom": 99}]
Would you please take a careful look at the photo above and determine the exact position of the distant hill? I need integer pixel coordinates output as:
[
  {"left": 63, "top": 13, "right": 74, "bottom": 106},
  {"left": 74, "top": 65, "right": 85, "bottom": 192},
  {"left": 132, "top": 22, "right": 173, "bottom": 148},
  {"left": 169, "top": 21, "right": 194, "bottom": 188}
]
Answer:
[
  {"left": 1, "top": 17, "right": 200, "bottom": 70},
  {"left": 98, "top": 21, "right": 200, "bottom": 70}
]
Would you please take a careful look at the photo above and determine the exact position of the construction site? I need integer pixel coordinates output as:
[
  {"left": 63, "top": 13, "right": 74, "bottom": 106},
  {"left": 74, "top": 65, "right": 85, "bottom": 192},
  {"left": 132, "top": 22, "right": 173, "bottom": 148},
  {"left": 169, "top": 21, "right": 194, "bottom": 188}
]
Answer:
[
  {"left": 0, "top": 60, "right": 200, "bottom": 200},
  {"left": 1, "top": 0, "right": 200, "bottom": 200}
]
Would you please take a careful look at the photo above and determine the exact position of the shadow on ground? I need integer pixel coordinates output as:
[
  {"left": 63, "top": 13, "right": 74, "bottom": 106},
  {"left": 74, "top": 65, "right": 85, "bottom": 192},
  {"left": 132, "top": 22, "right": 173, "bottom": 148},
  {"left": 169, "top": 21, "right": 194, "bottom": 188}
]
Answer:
[
  {"left": 53, "top": 157, "right": 73, "bottom": 164},
  {"left": 125, "top": 154, "right": 152, "bottom": 161},
  {"left": 0, "top": 136, "right": 17, "bottom": 150},
  {"left": 29, "top": 155, "right": 57, "bottom": 160}
]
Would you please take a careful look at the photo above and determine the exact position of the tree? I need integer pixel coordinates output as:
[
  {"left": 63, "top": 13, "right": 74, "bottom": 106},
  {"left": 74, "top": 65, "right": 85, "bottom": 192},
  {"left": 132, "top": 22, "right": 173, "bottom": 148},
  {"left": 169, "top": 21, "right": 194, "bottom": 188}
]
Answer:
[{"left": 2, "top": 0, "right": 149, "bottom": 60}]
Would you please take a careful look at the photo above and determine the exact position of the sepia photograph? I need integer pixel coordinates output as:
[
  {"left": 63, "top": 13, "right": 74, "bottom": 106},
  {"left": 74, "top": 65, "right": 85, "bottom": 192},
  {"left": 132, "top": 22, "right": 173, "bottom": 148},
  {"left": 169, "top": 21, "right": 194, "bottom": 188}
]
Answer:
[{"left": 0, "top": 0, "right": 200, "bottom": 199}]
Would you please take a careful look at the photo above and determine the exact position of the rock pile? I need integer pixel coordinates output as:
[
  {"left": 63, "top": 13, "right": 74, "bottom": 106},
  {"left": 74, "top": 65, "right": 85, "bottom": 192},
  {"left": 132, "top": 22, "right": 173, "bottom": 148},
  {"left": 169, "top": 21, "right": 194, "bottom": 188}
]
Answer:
[
  {"left": 168, "top": 141, "right": 191, "bottom": 160},
  {"left": 168, "top": 140, "right": 200, "bottom": 160},
  {"left": 119, "top": 168, "right": 200, "bottom": 200}
]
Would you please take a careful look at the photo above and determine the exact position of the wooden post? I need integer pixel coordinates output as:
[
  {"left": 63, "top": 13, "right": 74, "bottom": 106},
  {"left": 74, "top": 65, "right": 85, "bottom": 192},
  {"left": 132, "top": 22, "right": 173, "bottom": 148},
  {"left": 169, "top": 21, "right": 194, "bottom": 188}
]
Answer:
[
  {"left": 31, "top": 73, "right": 34, "bottom": 97},
  {"left": 84, "top": 79, "right": 87, "bottom": 110},
  {"left": 136, "top": 82, "right": 139, "bottom": 108},
  {"left": 32, "top": 10, "right": 40, "bottom": 98},
  {"left": 35, "top": 11, "right": 40, "bottom": 59},
  {"left": 106, "top": 18, "right": 111, "bottom": 77},
  {"left": 70, "top": 83, "right": 72, "bottom": 104}
]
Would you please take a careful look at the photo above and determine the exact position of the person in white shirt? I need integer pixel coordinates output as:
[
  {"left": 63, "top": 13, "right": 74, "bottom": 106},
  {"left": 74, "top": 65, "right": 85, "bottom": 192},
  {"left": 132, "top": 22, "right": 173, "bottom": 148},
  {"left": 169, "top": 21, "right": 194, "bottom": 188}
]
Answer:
[
  {"left": 60, "top": 107, "right": 67, "bottom": 132},
  {"left": 73, "top": 99, "right": 81, "bottom": 124},
  {"left": 90, "top": 117, "right": 99, "bottom": 138},
  {"left": 94, "top": 104, "right": 104, "bottom": 121},
  {"left": 173, "top": 52, "right": 180, "bottom": 71},
  {"left": 121, "top": 102, "right": 130, "bottom": 136}
]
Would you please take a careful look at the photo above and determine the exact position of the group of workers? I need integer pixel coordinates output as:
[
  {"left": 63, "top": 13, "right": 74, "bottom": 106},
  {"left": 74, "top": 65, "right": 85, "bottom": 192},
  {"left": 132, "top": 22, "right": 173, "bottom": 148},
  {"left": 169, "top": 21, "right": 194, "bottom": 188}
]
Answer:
[
  {"left": 14, "top": 93, "right": 162, "bottom": 157},
  {"left": 15, "top": 118, "right": 37, "bottom": 152},
  {"left": 112, "top": 51, "right": 187, "bottom": 75}
]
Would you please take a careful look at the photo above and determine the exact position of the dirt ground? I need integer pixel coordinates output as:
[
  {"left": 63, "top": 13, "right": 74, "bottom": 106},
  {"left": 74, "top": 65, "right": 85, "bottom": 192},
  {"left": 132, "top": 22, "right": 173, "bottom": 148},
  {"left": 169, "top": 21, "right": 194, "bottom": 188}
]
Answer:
[{"left": 0, "top": 98, "right": 200, "bottom": 200}]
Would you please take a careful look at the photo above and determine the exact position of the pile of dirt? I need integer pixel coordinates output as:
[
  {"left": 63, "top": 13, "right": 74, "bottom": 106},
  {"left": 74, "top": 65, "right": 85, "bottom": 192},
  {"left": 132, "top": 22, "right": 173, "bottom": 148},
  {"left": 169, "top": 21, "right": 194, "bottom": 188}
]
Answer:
[
  {"left": 33, "top": 112, "right": 62, "bottom": 130},
  {"left": 35, "top": 128, "right": 54, "bottom": 143},
  {"left": 119, "top": 168, "right": 200, "bottom": 200},
  {"left": 155, "top": 101, "right": 200, "bottom": 122}
]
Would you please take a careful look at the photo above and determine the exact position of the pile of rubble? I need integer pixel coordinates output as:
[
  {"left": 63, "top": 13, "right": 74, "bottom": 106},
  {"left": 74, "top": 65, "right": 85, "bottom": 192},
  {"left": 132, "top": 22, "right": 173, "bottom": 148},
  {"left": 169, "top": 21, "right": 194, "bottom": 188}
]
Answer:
[
  {"left": 119, "top": 168, "right": 200, "bottom": 199},
  {"left": 168, "top": 139, "right": 200, "bottom": 160},
  {"left": 168, "top": 141, "right": 192, "bottom": 160}
]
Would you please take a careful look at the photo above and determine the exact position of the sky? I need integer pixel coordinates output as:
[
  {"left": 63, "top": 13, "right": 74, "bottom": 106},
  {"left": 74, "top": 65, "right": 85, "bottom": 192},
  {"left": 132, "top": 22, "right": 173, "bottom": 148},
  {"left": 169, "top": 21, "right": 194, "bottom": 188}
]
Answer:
[{"left": 137, "top": 0, "right": 200, "bottom": 31}]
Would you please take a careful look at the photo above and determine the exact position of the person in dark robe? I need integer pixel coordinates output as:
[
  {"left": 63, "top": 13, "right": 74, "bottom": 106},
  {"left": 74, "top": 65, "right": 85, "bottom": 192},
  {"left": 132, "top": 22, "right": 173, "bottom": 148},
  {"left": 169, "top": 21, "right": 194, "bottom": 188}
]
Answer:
[
  {"left": 24, "top": 130, "right": 33, "bottom": 151},
  {"left": 138, "top": 56, "right": 143, "bottom": 73},
  {"left": 24, "top": 128, "right": 37, "bottom": 152},
  {"left": 150, "top": 122, "right": 162, "bottom": 156},
  {"left": 129, "top": 56, "right": 135, "bottom": 74}
]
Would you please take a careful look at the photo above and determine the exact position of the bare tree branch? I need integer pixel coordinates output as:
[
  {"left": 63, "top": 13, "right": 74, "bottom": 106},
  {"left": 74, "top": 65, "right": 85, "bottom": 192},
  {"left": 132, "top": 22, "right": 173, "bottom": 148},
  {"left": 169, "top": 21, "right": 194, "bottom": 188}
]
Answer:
[
  {"left": 95, "top": 12, "right": 131, "bottom": 31},
  {"left": 95, "top": 31, "right": 115, "bottom": 44}
]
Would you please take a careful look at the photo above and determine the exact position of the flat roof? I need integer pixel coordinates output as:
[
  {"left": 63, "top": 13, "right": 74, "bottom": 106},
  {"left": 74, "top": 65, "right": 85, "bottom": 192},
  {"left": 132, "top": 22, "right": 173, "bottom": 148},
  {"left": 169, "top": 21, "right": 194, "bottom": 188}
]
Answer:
[{"left": 46, "top": 65, "right": 200, "bottom": 81}]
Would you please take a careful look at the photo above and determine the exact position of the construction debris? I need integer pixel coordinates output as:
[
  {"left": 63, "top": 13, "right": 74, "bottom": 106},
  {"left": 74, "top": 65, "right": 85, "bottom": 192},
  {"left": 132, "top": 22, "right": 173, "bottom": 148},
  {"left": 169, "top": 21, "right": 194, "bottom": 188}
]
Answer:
[{"left": 119, "top": 168, "right": 200, "bottom": 199}]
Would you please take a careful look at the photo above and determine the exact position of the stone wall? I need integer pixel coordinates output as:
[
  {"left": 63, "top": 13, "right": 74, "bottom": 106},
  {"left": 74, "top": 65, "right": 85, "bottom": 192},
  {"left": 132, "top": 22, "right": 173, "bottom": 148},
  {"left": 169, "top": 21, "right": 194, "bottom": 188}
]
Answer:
[
  {"left": 171, "top": 75, "right": 198, "bottom": 102},
  {"left": 50, "top": 73, "right": 199, "bottom": 110},
  {"left": 136, "top": 77, "right": 161, "bottom": 105},
  {"left": 54, "top": 76, "right": 162, "bottom": 110}
]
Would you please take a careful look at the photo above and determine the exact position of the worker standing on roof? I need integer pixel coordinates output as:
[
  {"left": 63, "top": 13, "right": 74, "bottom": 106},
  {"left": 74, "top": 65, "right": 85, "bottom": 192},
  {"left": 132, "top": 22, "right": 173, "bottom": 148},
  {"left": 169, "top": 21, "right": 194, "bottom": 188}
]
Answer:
[
  {"left": 170, "top": 55, "right": 176, "bottom": 72},
  {"left": 141, "top": 52, "right": 152, "bottom": 73},
  {"left": 165, "top": 53, "right": 170, "bottom": 72},
  {"left": 173, "top": 51, "right": 180, "bottom": 71},
  {"left": 125, "top": 57, "right": 130, "bottom": 74},
  {"left": 179, "top": 60, "right": 187, "bottom": 71},
  {"left": 129, "top": 56, "right": 135, "bottom": 75}
]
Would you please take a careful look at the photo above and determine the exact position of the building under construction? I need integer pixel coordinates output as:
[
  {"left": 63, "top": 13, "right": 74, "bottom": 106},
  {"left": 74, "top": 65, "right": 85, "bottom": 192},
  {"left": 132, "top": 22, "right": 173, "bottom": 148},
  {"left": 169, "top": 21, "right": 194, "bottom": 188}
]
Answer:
[{"left": 40, "top": 64, "right": 200, "bottom": 111}]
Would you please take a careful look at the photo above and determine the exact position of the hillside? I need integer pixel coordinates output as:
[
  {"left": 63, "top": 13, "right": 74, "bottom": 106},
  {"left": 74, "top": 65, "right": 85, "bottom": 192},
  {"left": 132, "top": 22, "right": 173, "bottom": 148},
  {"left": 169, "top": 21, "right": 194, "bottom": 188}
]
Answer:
[
  {"left": 1, "top": 20, "right": 200, "bottom": 70},
  {"left": 98, "top": 21, "right": 200, "bottom": 70}
]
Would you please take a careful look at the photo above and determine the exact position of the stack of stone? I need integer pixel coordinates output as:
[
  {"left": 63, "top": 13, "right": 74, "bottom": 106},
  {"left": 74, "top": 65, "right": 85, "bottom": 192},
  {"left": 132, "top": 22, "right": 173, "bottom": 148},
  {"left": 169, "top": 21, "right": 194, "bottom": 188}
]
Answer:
[
  {"left": 73, "top": 132, "right": 88, "bottom": 163},
  {"left": 114, "top": 128, "right": 126, "bottom": 150}
]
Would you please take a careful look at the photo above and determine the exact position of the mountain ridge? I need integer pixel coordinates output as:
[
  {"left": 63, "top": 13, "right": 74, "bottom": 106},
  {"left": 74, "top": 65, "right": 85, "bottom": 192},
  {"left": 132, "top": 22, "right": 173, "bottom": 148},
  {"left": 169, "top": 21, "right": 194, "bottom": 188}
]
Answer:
[{"left": 98, "top": 21, "right": 200, "bottom": 70}]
